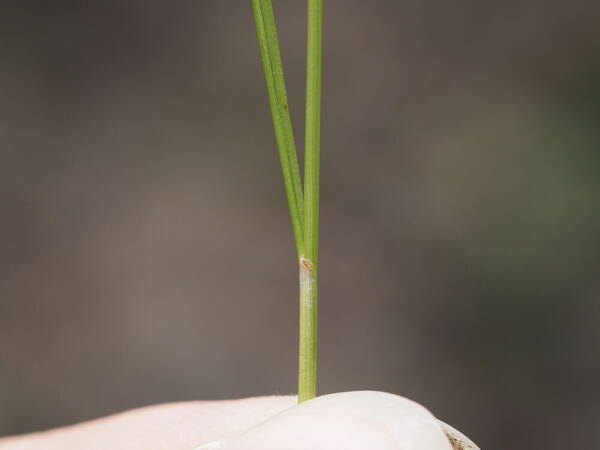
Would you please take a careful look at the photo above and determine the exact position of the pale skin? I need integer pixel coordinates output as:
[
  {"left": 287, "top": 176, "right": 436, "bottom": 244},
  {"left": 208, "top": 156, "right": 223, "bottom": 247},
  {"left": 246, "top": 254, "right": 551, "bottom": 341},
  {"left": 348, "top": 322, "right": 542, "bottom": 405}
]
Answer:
[{"left": 0, "top": 391, "right": 454, "bottom": 450}]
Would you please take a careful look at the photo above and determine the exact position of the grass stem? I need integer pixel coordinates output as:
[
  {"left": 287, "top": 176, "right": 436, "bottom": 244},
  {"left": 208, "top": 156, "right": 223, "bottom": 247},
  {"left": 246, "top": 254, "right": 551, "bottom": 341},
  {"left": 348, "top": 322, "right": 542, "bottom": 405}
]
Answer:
[{"left": 298, "top": 0, "right": 323, "bottom": 403}]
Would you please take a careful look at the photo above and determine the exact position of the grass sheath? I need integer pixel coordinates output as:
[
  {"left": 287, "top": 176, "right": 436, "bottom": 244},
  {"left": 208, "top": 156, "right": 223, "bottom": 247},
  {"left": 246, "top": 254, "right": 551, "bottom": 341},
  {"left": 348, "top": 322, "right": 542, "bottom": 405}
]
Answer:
[{"left": 251, "top": 0, "right": 323, "bottom": 403}]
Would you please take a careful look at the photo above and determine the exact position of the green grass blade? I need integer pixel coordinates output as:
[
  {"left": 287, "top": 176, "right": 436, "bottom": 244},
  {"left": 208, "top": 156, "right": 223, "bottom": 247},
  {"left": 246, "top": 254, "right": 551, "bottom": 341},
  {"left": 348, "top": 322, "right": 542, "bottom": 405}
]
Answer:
[{"left": 251, "top": 0, "right": 305, "bottom": 258}]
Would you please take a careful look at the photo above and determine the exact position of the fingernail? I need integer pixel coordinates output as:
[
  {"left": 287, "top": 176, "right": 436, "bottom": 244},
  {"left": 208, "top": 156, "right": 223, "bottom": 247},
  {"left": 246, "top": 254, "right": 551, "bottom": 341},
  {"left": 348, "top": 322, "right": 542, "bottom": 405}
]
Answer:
[{"left": 438, "top": 421, "right": 481, "bottom": 450}]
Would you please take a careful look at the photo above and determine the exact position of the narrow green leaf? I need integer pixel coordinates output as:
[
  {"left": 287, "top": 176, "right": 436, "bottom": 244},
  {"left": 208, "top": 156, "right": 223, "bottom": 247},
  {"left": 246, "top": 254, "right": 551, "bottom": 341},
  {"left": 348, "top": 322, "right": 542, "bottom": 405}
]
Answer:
[{"left": 251, "top": 0, "right": 305, "bottom": 258}]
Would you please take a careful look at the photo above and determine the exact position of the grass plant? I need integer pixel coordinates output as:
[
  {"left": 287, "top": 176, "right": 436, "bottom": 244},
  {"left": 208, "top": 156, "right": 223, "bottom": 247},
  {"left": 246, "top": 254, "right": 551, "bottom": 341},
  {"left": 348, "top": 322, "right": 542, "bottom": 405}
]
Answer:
[{"left": 251, "top": 0, "right": 323, "bottom": 402}]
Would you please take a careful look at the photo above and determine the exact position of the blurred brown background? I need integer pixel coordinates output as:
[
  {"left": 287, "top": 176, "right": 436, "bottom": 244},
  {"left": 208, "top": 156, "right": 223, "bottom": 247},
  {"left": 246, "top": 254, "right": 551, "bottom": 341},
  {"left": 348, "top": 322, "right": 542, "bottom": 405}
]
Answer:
[{"left": 2, "top": 1, "right": 600, "bottom": 448}]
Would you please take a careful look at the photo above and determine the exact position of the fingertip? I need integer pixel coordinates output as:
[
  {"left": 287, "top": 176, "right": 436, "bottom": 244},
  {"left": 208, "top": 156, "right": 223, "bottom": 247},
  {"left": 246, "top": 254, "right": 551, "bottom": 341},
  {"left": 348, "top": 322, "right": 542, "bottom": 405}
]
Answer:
[{"left": 218, "top": 391, "right": 452, "bottom": 450}]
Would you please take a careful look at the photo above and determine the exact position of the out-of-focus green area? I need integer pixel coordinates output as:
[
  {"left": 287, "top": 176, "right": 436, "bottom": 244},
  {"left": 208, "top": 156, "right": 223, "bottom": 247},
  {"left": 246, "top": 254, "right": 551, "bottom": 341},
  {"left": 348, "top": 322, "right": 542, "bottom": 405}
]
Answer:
[{"left": 1, "top": 2, "right": 599, "bottom": 448}]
